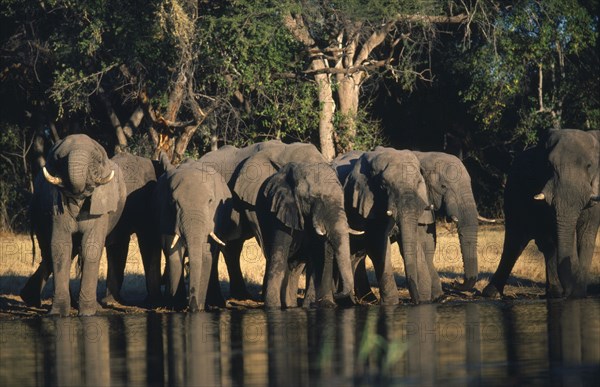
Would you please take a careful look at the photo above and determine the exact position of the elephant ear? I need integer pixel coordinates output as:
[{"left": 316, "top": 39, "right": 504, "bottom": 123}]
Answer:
[
  {"left": 233, "top": 153, "right": 279, "bottom": 206},
  {"left": 90, "top": 161, "right": 120, "bottom": 215},
  {"left": 263, "top": 164, "right": 303, "bottom": 230},
  {"left": 345, "top": 156, "right": 377, "bottom": 219}
]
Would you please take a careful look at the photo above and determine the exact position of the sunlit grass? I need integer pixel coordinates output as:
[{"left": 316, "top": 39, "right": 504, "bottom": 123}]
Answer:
[{"left": 1, "top": 223, "right": 599, "bottom": 301}]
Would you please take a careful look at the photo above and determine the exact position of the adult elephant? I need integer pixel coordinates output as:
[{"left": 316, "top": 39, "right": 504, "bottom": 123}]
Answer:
[
  {"left": 483, "top": 129, "right": 600, "bottom": 299},
  {"left": 24, "top": 134, "right": 126, "bottom": 316},
  {"left": 413, "top": 151, "right": 492, "bottom": 291},
  {"left": 20, "top": 152, "right": 164, "bottom": 308},
  {"left": 232, "top": 143, "right": 358, "bottom": 308},
  {"left": 155, "top": 158, "right": 239, "bottom": 311},
  {"left": 197, "top": 140, "right": 285, "bottom": 300},
  {"left": 333, "top": 147, "right": 434, "bottom": 304}
]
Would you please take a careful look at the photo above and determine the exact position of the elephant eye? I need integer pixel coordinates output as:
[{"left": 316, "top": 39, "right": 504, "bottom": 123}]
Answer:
[{"left": 441, "top": 184, "right": 447, "bottom": 190}]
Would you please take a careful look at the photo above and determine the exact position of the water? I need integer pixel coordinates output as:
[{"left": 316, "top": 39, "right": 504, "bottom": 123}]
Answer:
[{"left": 1, "top": 299, "right": 599, "bottom": 386}]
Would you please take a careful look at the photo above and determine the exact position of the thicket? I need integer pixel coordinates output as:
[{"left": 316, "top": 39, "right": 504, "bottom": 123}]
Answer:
[{"left": 1, "top": 0, "right": 598, "bottom": 231}]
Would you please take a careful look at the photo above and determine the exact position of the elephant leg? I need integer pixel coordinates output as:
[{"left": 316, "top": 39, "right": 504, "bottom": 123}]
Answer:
[
  {"left": 312, "top": 243, "right": 336, "bottom": 308},
  {"left": 264, "top": 231, "right": 292, "bottom": 308},
  {"left": 20, "top": 249, "right": 52, "bottom": 307},
  {"left": 284, "top": 262, "right": 304, "bottom": 308},
  {"left": 482, "top": 225, "right": 530, "bottom": 298},
  {"left": 206, "top": 243, "right": 226, "bottom": 308},
  {"left": 222, "top": 239, "right": 253, "bottom": 300},
  {"left": 535, "top": 236, "right": 562, "bottom": 298},
  {"left": 78, "top": 224, "right": 108, "bottom": 316},
  {"left": 420, "top": 223, "right": 442, "bottom": 300},
  {"left": 302, "top": 262, "right": 316, "bottom": 308},
  {"left": 574, "top": 208, "right": 600, "bottom": 298},
  {"left": 353, "top": 257, "right": 377, "bottom": 304},
  {"left": 104, "top": 235, "right": 129, "bottom": 305},
  {"left": 367, "top": 237, "right": 399, "bottom": 305},
  {"left": 137, "top": 232, "right": 163, "bottom": 306},
  {"left": 49, "top": 235, "right": 73, "bottom": 316}
]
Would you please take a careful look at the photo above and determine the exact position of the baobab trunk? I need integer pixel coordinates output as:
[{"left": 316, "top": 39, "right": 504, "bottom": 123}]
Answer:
[{"left": 335, "top": 74, "right": 361, "bottom": 153}]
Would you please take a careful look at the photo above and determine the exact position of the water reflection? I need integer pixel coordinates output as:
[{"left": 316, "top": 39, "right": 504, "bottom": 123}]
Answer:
[{"left": 0, "top": 299, "right": 598, "bottom": 385}]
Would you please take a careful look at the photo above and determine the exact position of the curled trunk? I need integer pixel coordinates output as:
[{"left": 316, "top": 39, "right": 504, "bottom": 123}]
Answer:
[{"left": 68, "top": 150, "right": 90, "bottom": 194}]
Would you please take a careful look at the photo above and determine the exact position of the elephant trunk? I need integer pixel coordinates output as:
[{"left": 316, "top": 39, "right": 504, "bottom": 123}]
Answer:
[
  {"left": 555, "top": 213, "right": 579, "bottom": 297},
  {"left": 455, "top": 206, "right": 479, "bottom": 289},
  {"left": 397, "top": 213, "right": 423, "bottom": 302},
  {"left": 68, "top": 149, "right": 90, "bottom": 195},
  {"left": 332, "top": 228, "right": 354, "bottom": 298}
]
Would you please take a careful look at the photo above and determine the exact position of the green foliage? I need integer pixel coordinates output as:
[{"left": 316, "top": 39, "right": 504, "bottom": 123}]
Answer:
[{"left": 458, "top": 0, "right": 598, "bottom": 141}]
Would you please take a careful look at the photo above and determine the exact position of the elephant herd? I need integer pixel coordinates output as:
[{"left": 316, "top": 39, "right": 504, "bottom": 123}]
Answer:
[{"left": 18, "top": 129, "right": 600, "bottom": 316}]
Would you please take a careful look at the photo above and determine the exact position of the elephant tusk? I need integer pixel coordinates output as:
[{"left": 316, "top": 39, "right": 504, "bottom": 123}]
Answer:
[
  {"left": 43, "top": 166, "right": 63, "bottom": 186},
  {"left": 477, "top": 215, "right": 496, "bottom": 223},
  {"left": 95, "top": 170, "right": 115, "bottom": 185},
  {"left": 386, "top": 210, "right": 393, "bottom": 216},
  {"left": 170, "top": 234, "right": 180, "bottom": 249},
  {"left": 426, "top": 204, "right": 434, "bottom": 210},
  {"left": 348, "top": 228, "right": 365, "bottom": 235},
  {"left": 315, "top": 227, "right": 326, "bottom": 236},
  {"left": 209, "top": 232, "right": 226, "bottom": 246},
  {"left": 451, "top": 215, "right": 459, "bottom": 223},
  {"left": 533, "top": 193, "right": 545, "bottom": 201}
]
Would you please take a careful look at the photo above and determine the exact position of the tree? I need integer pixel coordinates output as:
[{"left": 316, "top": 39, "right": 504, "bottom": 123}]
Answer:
[{"left": 282, "top": 0, "right": 469, "bottom": 158}]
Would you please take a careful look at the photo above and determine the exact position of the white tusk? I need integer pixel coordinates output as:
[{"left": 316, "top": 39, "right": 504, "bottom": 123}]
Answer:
[
  {"left": 170, "top": 234, "right": 180, "bottom": 249},
  {"left": 96, "top": 170, "right": 115, "bottom": 185},
  {"left": 315, "top": 227, "right": 326, "bottom": 236},
  {"left": 427, "top": 204, "right": 434, "bottom": 210},
  {"left": 386, "top": 210, "right": 393, "bottom": 216},
  {"left": 43, "top": 166, "right": 63, "bottom": 186},
  {"left": 478, "top": 215, "right": 496, "bottom": 223},
  {"left": 348, "top": 228, "right": 365, "bottom": 235},
  {"left": 209, "top": 232, "right": 226, "bottom": 246},
  {"left": 533, "top": 193, "right": 545, "bottom": 200},
  {"left": 451, "top": 215, "right": 459, "bottom": 223}
]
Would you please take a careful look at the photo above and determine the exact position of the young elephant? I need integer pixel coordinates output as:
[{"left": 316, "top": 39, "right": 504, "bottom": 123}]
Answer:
[
  {"left": 483, "top": 129, "right": 600, "bottom": 298},
  {"left": 21, "top": 152, "right": 164, "bottom": 309},
  {"left": 155, "top": 159, "right": 240, "bottom": 311},
  {"left": 333, "top": 147, "right": 435, "bottom": 304},
  {"left": 413, "top": 151, "right": 489, "bottom": 291},
  {"left": 25, "top": 134, "right": 127, "bottom": 316}
]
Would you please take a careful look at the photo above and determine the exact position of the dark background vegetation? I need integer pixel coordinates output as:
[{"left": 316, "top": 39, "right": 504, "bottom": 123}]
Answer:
[{"left": 1, "top": 0, "right": 598, "bottom": 231}]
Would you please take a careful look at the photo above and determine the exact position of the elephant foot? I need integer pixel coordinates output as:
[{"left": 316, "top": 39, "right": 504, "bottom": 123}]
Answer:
[
  {"left": 49, "top": 299, "right": 71, "bottom": 317},
  {"left": 379, "top": 296, "right": 400, "bottom": 306},
  {"left": 101, "top": 294, "right": 124, "bottom": 306},
  {"left": 314, "top": 298, "right": 337, "bottom": 309},
  {"left": 453, "top": 277, "right": 477, "bottom": 291},
  {"left": 481, "top": 283, "right": 501, "bottom": 298},
  {"left": 78, "top": 301, "right": 101, "bottom": 317},
  {"left": 334, "top": 291, "right": 357, "bottom": 307},
  {"left": 189, "top": 296, "right": 203, "bottom": 312},
  {"left": 20, "top": 286, "right": 42, "bottom": 308},
  {"left": 433, "top": 293, "right": 449, "bottom": 303},
  {"left": 143, "top": 294, "right": 164, "bottom": 309}
]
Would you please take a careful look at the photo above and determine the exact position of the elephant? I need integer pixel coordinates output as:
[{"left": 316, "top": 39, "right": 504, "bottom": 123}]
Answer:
[
  {"left": 483, "top": 129, "right": 600, "bottom": 299},
  {"left": 412, "top": 151, "right": 489, "bottom": 291},
  {"left": 199, "top": 140, "right": 353, "bottom": 307},
  {"left": 333, "top": 147, "right": 435, "bottom": 304},
  {"left": 20, "top": 152, "right": 165, "bottom": 309},
  {"left": 197, "top": 140, "right": 285, "bottom": 300},
  {"left": 23, "top": 134, "right": 127, "bottom": 316},
  {"left": 231, "top": 142, "right": 357, "bottom": 308},
  {"left": 155, "top": 156, "right": 240, "bottom": 311}
]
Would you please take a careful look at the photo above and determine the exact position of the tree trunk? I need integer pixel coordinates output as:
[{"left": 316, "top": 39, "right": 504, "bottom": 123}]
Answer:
[
  {"left": 335, "top": 74, "right": 361, "bottom": 153},
  {"left": 312, "top": 59, "right": 336, "bottom": 161},
  {"left": 99, "top": 88, "right": 128, "bottom": 153}
]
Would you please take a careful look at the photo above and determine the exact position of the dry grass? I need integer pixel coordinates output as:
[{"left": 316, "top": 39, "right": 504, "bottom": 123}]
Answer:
[{"left": 0, "top": 224, "right": 599, "bottom": 305}]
